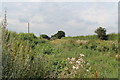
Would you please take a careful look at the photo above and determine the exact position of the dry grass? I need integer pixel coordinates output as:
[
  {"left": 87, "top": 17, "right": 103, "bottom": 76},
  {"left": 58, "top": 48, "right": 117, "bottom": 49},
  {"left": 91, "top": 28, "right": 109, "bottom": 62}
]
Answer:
[
  {"left": 75, "top": 40, "right": 89, "bottom": 45},
  {"left": 50, "top": 39, "right": 68, "bottom": 44}
]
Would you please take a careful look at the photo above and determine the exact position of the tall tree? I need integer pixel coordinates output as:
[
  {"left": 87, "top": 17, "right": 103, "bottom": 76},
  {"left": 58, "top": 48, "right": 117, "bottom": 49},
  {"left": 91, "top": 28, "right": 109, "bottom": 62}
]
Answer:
[{"left": 95, "top": 27, "right": 108, "bottom": 40}]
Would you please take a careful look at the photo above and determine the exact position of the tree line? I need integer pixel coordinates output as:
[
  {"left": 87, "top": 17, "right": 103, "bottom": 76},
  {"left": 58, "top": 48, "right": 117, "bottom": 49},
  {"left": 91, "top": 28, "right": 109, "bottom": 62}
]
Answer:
[{"left": 40, "top": 27, "right": 108, "bottom": 40}]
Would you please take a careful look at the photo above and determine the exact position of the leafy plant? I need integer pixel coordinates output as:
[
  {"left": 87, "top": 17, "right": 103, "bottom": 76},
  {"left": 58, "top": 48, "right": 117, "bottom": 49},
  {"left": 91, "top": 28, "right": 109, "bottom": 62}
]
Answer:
[{"left": 42, "top": 45, "right": 54, "bottom": 55}]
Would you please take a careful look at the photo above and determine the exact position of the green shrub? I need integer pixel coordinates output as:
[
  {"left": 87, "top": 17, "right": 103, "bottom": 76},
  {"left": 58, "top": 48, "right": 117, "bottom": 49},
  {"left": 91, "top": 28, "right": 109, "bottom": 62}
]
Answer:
[
  {"left": 95, "top": 27, "right": 108, "bottom": 40},
  {"left": 42, "top": 45, "right": 54, "bottom": 55},
  {"left": 18, "top": 33, "right": 37, "bottom": 41},
  {"left": 51, "top": 31, "right": 65, "bottom": 39},
  {"left": 111, "top": 44, "right": 118, "bottom": 53},
  {"left": 40, "top": 34, "right": 50, "bottom": 40}
]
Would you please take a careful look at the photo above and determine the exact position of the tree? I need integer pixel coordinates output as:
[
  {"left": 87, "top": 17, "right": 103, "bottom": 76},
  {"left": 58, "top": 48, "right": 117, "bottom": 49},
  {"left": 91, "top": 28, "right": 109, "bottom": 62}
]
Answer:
[
  {"left": 51, "top": 31, "right": 65, "bottom": 39},
  {"left": 95, "top": 27, "right": 108, "bottom": 40},
  {"left": 40, "top": 34, "right": 50, "bottom": 40}
]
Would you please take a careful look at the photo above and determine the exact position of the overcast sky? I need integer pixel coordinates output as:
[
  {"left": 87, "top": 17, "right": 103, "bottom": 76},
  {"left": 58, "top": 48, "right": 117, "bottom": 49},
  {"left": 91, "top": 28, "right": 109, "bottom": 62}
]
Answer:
[{"left": 2, "top": 2, "right": 118, "bottom": 36}]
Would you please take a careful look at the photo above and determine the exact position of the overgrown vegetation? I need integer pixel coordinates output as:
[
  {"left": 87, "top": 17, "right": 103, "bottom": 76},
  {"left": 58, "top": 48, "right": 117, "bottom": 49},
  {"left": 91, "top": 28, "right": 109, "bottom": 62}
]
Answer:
[
  {"left": 1, "top": 27, "right": 119, "bottom": 79},
  {"left": 0, "top": 10, "right": 119, "bottom": 79}
]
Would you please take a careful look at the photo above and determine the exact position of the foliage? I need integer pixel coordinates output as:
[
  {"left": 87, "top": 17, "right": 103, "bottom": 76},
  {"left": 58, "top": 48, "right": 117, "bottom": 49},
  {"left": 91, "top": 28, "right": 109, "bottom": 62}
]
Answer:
[
  {"left": 40, "top": 34, "right": 50, "bottom": 40},
  {"left": 18, "top": 33, "right": 37, "bottom": 41},
  {"left": 2, "top": 28, "right": 51, "bottom": 79},
  {"left": 95, "top": 27, "right": 108, "bottom": 40},
  {"left": 42, "top": 44, "right": 54, "bottom": 55},
  {"left": 1, "top": 27, "right": 119, "bottom": 79},
  {"left": 51, "top": 31, "right": 65, "bottom": 39}
]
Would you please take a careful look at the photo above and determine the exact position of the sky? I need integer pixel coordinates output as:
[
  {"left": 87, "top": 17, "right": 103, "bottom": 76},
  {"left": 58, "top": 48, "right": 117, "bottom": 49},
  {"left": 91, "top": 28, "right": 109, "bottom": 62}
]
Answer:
[
  {"left": 1, "top": 2, "right": 118, "bottom": 36},
  {"left": 1, "top": 0, "right": 119, "bottom": 2}
]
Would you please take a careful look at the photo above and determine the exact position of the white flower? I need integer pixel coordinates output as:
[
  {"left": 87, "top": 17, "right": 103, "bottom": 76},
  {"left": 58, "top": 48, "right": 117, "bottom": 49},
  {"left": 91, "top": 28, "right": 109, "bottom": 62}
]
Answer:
[
  {"left": 67, "top": 57, "right": 70, "bottom": 60},
  {"left": 76, "top": 61, "right": 81, "bottom": 64},
  {"left": 69, "top": 61, "right": 73, "bottom": 64},
  {"left": 81, "top": 64, "right": 83, "bottom": 68},
  {"left": 72, "top": 66, "right": 76, "bottom": 69},
  {"left": 86, "top": 69, "right": 89, "bottom": 72},
  {"left": 87, "top": 63, "right": 90, "bottom": 66},
  {"left": 71, "top": 57, "right": 76, "bottom": 61},
  {"left": 80, "top": 54, "right": 85, "bottom": 57},
  {"left": 78, "top": 58, "right": 84, "bottom": 63},
  {"left": 115, "top": 54, "right": 119, "bottom": 58}
]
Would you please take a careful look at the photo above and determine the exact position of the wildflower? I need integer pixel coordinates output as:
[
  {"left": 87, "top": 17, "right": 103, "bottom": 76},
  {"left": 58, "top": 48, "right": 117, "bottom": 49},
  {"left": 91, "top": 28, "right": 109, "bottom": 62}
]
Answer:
[
  {"left": 69, "top": 61, "right": 73, "bottom": 64},
  {"left": 28, "top": 64, "right": 30, "bottom": 67},
  {"left": 87, "top": 63, "right": 90, "bottom": 66},
  {"left": 80, "top": 54, "right": 85, "bottom": 57},
  {"left": 72, "top": 66, "right": 76, "bottom": 69},
  {"left": 115, "top": 54, "right": 119, "bottom": 58},
  {"left": 67, "top": 57, "right": 70, "bottom": 60},
  {"left": 115, "top": 54, "right": 120, "bottom": 60},
  {"left": 76, "top": 60, "right": 81, "bottom": 64},
  {"left": 78, "top": 58, "right": 84, "bottom": 63},
  {"left": 71, "top": 57, "right": 76, "bottom": 61},
  {"left": 81, "top": 64, "right": 83, "bottom": 68},
  {"left": 86, "top": 69, "right": 89, "bottom": 72}
]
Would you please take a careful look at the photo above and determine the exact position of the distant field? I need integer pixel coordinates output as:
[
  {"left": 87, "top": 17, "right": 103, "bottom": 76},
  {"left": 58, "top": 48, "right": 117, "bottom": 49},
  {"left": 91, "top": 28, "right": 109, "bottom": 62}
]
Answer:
[{"left": 63, "top": 33, "right": 119, "bottom": 41}]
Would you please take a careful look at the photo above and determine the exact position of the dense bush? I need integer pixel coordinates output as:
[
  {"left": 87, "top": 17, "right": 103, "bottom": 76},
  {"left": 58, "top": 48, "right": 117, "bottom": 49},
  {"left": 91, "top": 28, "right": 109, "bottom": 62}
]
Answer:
[
  {"left": 1, "top": 28, "right": 52, "bottom": 78},
  {"left": 40, "top": 34, "right": 50, "bottom": 40},
  {"left": 95, "top": 27, "right": 108, "bottom": 40},
  {"left": 51, "top": 31, "right": 65, "bottom": 39}
]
